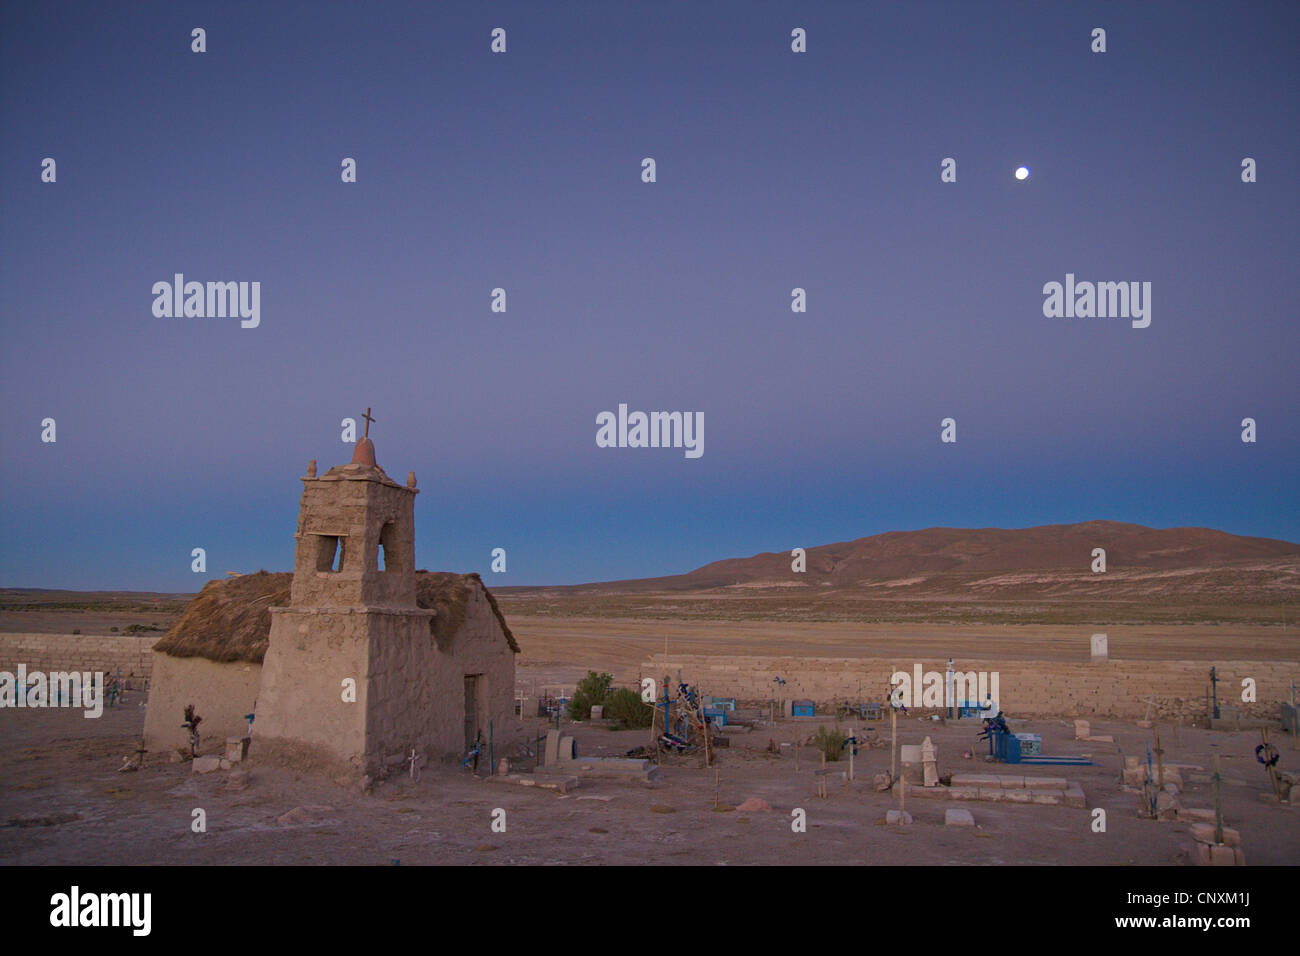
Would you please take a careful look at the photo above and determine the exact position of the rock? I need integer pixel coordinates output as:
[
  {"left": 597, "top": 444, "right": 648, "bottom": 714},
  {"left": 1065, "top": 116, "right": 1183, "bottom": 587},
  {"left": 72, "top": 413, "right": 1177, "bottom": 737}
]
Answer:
[
  {"left": 945, "top": 809, "right": 975, "bottom": 827},
  {"left": 496, "top": 758, "right": 509, "bottom": 776},
  {"left": 224, "top": 770, "right": 251, "bottom": 791},
  {"left": 1156, "top": 790, "right": 1180, "bottom": 819},
  {"left": 1074, "top": 719, "right": 1090, "bottom": 740},
  {"left": 277, "top": 805, "right": 333, "bottom": 826},
  {"left": 590, "top": 705, "right": 603, "bottom": 720},
  {"left": 168, "top": 750, "right": 185, "bottom": 764},
  {"left": 735, "top": 798, "right": 772, "bottom": 813},
  {"left": 885, "top": 810, "right": 912, "bottom": 825},
  {"left": 219, "top": 759, "right": 232, "bottom": 770},
  {"left": 873, "top": 773, "right": 892, "bottom": 792},
  {"left": 192, "top": 755, "right": 221, "bottom": 774}
]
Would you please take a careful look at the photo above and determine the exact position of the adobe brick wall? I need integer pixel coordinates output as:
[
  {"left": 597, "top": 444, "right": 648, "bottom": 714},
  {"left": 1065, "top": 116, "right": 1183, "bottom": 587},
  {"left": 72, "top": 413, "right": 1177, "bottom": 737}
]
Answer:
[
  {"left": 641, "top": 654, "right": 1300, "bottom": 720},
  {"left": 0, "top": 633, "right": 157, "bottom": 688}
]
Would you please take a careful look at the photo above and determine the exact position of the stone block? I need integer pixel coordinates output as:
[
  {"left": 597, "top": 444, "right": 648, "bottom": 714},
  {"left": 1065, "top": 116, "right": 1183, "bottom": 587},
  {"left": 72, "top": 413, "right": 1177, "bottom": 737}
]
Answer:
[
  {"left": 224, "top": 736, "right": 250, "bottom": 762},
  {"left": 1074, "top": 719, "right": 1090, "bottom": 740},
  {"left": 945, "top": 808, "right": 975, "bottom": 827},
  {"left": 192, "top": 755, "right": 221, "bottom": 774},
  {"left": 536, "top": 775, "right": 579, "bottom": 794},
  {"left": 1023, "top": 776, "right": 1068, "bottom": 790},
  {"left": 1194, "top": 843, "right": 1245, "bottom": 866},
  {"left": 590, "top": 705, "right": 603, "bottom": 720},
  {"left": 1029, "top": 790, "right": 1063, "bottom": 805},
  {"left": 544, "top": 730, "right": 561, "bottom": 766},
  {"left": 558, "top": 736, "right": 577, "bottom": 761},
  {"left": 1123, "top": 767, "right": 1148, "bottom": 786},
  {"left": 1063, "top": 784, "right": 1086, "bottom": 808},
  {"left": 1190, "top": 823, "right": 1240, "bottom": 846},
  {"left": 950, "top": 773, "right": 998, "bottom": 787},
  {"left": 998, "top": 775, "right": 1026, "bottom": 789},
  {"left": 885, "top": 810, "right": 912, "bottom": 825}
]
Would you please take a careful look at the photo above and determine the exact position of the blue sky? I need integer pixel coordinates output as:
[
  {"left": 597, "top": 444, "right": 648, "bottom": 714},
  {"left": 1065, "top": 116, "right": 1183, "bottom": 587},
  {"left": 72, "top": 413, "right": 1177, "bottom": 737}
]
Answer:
[{"left": 2, "top": 1, "right": 1296, "bottom": 590}]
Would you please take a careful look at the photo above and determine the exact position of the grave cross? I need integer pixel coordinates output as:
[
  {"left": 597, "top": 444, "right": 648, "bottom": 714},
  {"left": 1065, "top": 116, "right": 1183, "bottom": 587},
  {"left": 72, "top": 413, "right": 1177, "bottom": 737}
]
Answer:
[
  {"left": 408, "top": 748, "right": 420, "bottom": 782},
  {"left": 1212, "top": 754, "right": 1225, "bottom": 845},
  {"left": 362, "top": 407, "right": 376, "bottom": 438},
  {"left": 1291, "top": 682, "right": 1299, "bottom": 751},
  {"left": 1140, "top": 693, "right": 1158, "bottom": 723}
]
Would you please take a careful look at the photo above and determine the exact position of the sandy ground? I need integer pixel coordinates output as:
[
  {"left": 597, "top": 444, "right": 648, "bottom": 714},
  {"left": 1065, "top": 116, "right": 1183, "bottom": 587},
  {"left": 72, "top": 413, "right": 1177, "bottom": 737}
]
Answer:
[{"left": 2, "top": 702, "right": 1295, "bottom": 866}]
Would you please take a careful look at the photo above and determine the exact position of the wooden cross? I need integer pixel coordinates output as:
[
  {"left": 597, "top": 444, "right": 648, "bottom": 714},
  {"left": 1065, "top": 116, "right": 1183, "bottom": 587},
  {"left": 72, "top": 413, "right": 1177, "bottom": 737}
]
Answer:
[
  {"left": 1212, "top": 753, "right": 1225, "bottom": 844},
  {"left": 1140, "top": 693, "right": 1158, "bottom": 723},
  {"left": 362, "top": 407, "right": 376, "bottom": 438},
  {"left": 1291, "top": 682, "right": 1299, "bottom": 751}
]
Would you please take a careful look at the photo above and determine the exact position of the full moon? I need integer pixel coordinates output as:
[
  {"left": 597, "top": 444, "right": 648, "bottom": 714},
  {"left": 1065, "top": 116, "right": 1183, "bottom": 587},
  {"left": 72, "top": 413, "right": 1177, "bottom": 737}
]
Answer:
[{"left": 1015, "top": 166, "right": 1031, "bottom": 180}]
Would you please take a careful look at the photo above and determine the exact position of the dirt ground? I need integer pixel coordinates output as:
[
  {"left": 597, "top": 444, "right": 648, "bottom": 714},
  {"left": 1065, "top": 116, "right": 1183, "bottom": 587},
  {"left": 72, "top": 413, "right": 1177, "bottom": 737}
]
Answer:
[{"left": 2, "top": 700, "right": 1295, "bottom": 866}]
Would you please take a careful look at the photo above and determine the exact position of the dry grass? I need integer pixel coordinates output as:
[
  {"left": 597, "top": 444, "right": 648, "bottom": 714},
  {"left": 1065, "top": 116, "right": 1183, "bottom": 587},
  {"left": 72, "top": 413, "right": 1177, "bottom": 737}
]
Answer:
[{"left": 152, "top": 571, "right": 288, "bottom": 664}]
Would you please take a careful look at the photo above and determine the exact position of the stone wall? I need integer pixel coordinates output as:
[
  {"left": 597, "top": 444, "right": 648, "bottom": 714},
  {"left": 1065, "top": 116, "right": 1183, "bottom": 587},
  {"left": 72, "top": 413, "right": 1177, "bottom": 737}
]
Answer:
[
  {"left": 0, "top": 632, "right": 157, "bottom": 687},
  {"left": 641, "top": 654, "right": 1300, "bottom": 720}
]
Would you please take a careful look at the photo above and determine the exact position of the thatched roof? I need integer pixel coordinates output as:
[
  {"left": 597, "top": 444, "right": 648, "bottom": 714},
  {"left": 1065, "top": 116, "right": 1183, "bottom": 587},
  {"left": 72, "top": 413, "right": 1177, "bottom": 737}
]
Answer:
[
  {"left": 153, "top": 571, "right": 289, "bottom": 664},
  {"left": 154, "top": 570, "right": 517, "bottom": 664},
  {"left": 418, "top": 571, "right": 520, "bottom": 654}
]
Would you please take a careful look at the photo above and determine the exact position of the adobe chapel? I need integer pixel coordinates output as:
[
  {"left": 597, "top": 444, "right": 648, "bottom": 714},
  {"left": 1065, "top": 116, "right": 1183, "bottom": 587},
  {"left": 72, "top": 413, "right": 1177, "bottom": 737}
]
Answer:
[{"left": 143, "top": 424, "right": 518, "bottom": 780}]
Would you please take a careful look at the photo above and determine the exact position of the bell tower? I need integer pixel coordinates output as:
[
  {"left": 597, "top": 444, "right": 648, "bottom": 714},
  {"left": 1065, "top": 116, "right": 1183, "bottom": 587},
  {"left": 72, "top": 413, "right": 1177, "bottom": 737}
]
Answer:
[
  {"left": 289, "top": 423, "right": 418, "bottom": 610},
  {"left": 254, "top": 410, "right": 434, "bottom": 778}
]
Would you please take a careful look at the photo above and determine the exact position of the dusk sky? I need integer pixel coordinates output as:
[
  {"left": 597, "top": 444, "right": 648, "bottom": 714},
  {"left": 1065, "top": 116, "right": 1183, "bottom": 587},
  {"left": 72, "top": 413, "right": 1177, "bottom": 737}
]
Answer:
[{"left": 2, "top": 1, "right": 1296, "bottom": 591}]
